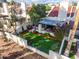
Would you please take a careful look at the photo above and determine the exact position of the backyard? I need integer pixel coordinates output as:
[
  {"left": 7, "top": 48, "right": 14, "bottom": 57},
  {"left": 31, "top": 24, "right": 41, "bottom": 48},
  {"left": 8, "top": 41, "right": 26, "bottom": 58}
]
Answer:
[
  {"left": 18, "top": 31, "right": 77, "bottom": 59},
  {"left": 19, "top": 32, "right": 61, "bottom": 54},
  {"left": 0, "top": 0, "right": 79, "bottom": 59}
]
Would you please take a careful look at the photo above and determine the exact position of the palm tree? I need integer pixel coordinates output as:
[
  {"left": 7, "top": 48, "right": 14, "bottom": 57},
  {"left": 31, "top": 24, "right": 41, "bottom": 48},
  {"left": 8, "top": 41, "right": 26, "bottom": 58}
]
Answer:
[{"left": 64, "top": 9, "right": 79, "bottom": 56}]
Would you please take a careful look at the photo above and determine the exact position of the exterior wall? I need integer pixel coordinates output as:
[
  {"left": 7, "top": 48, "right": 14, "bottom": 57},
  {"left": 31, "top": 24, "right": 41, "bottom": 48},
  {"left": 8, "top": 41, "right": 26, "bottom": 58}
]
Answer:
[
  {"left": 49, "top": 50, "right": 70, "bottom": 59},
  {"left": 2, "top": 2, "right": 8, "bottom": 15},
  {"left": 58, "top": 2, "right": 68, "bottom": 21},
  {"left": 27, "top": 46, "right": 49, "bottom": 58},
  {"left": 5, "top": 32, "right": 27, "bottom": 47},
  {"left": 16, "top": 22, "right": 28, "bottom": 33},
  {"left": 16, "top": 22, "right": 32, "bottom": 34},
  {"left": 5, "top": 32, "right": 48, "bottom": 58}
]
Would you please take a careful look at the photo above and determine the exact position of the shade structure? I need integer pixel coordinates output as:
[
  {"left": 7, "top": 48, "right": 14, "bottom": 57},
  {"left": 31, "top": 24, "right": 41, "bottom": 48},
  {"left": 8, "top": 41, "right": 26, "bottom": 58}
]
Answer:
[{"left": 39, "top": 17, "right": 64, "bottom": 26}]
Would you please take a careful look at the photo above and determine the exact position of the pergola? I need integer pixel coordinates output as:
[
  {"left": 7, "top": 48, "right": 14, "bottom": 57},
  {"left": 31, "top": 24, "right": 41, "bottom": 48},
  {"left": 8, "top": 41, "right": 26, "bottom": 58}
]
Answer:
[{"left": 38, "top": 17, "right": 64, "bottom": 33}]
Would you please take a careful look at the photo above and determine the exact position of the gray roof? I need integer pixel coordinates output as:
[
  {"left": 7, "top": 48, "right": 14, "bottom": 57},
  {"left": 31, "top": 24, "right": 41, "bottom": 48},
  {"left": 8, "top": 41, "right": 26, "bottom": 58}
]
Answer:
[{"left": 39, "top": 17, "right": 64, "bottom": 26}]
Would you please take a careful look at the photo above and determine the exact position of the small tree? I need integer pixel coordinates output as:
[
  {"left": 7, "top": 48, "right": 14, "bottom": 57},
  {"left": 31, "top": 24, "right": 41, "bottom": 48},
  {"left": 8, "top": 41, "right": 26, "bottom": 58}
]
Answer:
[{"left": 27, "top": 4, "right": 50, "bottom": 24}]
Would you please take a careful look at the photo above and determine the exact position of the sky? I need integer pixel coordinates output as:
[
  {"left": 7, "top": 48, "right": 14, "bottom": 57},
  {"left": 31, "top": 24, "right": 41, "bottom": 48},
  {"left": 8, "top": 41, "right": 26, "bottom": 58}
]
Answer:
[
  {"left": 7, "top": 0, "right": 79, "bottom": 4},
  {"left": 14, "top": 0, "right": 62, "bottom": 3}
]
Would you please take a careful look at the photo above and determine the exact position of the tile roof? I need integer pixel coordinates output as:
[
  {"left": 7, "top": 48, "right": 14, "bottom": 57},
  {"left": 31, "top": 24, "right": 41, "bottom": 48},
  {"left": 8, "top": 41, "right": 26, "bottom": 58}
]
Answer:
[
  {"left": 48, "top": 6, "right": 59, "bottom": 17},
  {"left": 48, "top": 5, "right": 76, "bottom": 18}
]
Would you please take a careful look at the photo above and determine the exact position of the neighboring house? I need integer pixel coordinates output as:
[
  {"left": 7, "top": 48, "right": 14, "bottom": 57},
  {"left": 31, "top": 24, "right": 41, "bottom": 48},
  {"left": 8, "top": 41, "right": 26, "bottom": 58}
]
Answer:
[
  {"left": 48, "top": 5, "right": 59, "bottom": 17},
  {"left": 47, "top": 3, "right": 77, "bottom": 21},
  {"left": 0, "top": 0, "right": 8, "bottom": 15}
]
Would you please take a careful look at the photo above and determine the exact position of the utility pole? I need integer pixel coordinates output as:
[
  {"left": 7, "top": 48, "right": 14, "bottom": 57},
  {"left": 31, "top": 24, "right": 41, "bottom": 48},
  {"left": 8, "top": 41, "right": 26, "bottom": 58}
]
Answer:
[{"left": 64, "top": 8, "right": 79, "bottom": 56}]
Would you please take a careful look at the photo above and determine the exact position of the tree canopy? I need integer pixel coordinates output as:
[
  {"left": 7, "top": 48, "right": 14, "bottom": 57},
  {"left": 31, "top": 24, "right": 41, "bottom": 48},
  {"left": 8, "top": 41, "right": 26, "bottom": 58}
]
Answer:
[{"left": 28, "top": 4, "right": 50, "bottom": 24}]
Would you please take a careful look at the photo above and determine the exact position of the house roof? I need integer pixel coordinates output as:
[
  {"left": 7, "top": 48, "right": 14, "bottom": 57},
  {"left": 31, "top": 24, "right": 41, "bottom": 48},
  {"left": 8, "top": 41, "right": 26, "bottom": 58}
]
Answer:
[
  {"left": 48, "top": 6, "right": 59, "bottom": 17},
  {"left": 48, "top": 5, "right": 76, "bottom": 18},
  {"left": 39, "top": 17, "right": 64, "bottom": 26}
]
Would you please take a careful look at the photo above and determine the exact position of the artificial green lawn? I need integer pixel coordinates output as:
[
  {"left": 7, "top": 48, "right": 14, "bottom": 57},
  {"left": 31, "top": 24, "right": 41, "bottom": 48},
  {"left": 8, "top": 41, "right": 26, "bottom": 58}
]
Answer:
[
  {"left": 19, "top": 32, "right": 76, "bottom": 59},
  {"left": 20, "top": 32, "right": 61, "bottom": 53}
]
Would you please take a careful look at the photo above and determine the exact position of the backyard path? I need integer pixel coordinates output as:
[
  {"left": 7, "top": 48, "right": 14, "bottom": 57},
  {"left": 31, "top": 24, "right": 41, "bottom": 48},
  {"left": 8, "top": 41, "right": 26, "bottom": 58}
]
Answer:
[{"left": 0, "top": 37, "right": 47, "bottom": 59}]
